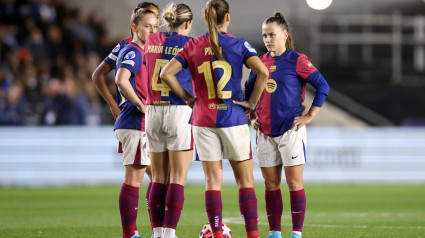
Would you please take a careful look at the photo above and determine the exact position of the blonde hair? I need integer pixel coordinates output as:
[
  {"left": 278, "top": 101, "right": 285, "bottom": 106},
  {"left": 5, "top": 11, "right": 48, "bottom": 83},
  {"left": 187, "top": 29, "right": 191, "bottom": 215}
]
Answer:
[
  {"left": 204, "top": 0, "right": 229, "bottom": 61},
  {"left": 162, "top": 3, "right": 193, "bottom": 33}
]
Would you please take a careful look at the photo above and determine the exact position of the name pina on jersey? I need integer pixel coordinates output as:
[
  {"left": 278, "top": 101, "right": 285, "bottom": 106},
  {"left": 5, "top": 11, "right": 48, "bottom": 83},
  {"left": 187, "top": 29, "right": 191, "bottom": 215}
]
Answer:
[{"left": 204, "top": 47, "right": 222, "bottom": 56}]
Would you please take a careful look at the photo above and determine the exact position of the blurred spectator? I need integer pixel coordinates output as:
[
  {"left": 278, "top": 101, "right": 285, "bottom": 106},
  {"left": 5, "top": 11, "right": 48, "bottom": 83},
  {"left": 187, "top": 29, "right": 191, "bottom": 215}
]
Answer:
[
  {"left": 0, "top": 0, "right": 123, "bottom": 126},
  {"left": 0, "top": 83, "right": 26, "bottom": 125},
  {"left": 40, "top": 77, "right": 89, "bottom": 125}
]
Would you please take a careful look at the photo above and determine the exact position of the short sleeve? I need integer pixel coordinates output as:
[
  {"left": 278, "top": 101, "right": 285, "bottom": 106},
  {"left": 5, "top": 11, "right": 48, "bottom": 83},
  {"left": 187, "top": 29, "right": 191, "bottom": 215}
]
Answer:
[
  {"left": 117, "top": 48, "right": 142, "bottom": 76},
  {"left": 241, "top": 40, "right": 258, "bottom": 65},
  {"left": 103, "top": 42, "right": 123, "bottom": 68},
  {"left": 296, "top": 54, "right": 318, "bottom": 80},
  {"left": 175, "top": 39, "right": 193, "bottom": 68}
]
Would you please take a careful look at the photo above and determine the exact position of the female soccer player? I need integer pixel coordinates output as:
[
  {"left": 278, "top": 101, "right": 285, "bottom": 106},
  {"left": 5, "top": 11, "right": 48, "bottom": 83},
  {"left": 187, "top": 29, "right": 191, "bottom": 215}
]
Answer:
[
  {"left": 91, "top": 2, "right": 159, "bottom": 216},
  {"left": 143, "top": 3, "right": 194, "bottom": 238},
  {"left": 92, "top": 2, "right": 158, "bottom": 121},
  {"left": 112, "top": 7, "right": 157, "bottom": 238},
  {"left": 91, "top": 2, "right": 158, "bottom": 238},
  {"left": 160, "top": 1, "right": 269, "bottom": 237},
  {"left": 245, "top": 12, "right": 330, "bottom": 238}
]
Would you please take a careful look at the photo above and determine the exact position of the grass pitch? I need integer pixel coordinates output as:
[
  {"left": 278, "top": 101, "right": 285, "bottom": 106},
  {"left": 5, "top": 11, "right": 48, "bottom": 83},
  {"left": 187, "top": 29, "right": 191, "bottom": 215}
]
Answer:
[{"left": 0, "top": 184, "right": 424, "bottom": 238}]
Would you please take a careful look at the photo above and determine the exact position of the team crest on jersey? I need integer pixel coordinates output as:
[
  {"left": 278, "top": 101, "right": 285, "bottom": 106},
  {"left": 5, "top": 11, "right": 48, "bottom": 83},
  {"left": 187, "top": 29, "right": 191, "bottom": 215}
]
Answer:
[
  {"left": 124, "top": 51, "right": 136, "bottom": 60},
  {"left": 265, "top": 79, "right": 277, "bottom": 93},
  {"left": 269, "top": 65, "right": 276, "bottom": 72},
  {"left": 244, "top": 41, "right": 257, "bottom": 53},
  {"left": 307, "top": 62, "right": 313, "bottom": 67},
  {"left": 112, "top": 43, "right": 120, "bottom": 53}
]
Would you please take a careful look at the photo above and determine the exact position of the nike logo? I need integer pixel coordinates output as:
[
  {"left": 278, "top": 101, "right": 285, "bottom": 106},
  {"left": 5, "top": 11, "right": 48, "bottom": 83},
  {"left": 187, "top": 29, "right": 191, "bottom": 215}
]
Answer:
[
  {"left": 292, "top": 211, "right": 303, "bottom": 214},
  {"left": 291, "top": 155, "right": 299, "bottom": 159}
]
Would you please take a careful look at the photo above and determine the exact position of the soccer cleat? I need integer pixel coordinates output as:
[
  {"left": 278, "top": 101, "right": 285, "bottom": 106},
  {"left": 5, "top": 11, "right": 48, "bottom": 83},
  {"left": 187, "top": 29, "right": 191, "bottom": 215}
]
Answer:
[
  {"left": 266, "top": 231, "right": 282, "bottom": 238},
  {"left": 290, "top": 231, "right": 302, "bottom": 238},
  {"left": 121, "top": 236, "right": 141, "bottom": 238}
]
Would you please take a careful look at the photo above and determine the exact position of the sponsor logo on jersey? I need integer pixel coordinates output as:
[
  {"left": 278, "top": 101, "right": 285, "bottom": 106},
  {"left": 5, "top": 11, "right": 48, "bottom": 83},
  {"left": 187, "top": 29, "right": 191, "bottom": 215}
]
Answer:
[
  {"left": 152, "top": 101, "right": 171, "bottom": 105},
  {"left": 208, "top": 103, "right": 228, "bottom": 110},
  {"left": 265, "top": 79, "right": 277, "bottom": 93},
  {"left": 269, "top": 65, "right": 276, "bottom": 72},
  {"left": 124, "top": 51, "right": 136, "bottom": 60},
  {"left": 112, "top": 43, "right": 120, "bottom": 53},
  {"left": 244, "top": 41, "right": 257, "bottom": 53}
]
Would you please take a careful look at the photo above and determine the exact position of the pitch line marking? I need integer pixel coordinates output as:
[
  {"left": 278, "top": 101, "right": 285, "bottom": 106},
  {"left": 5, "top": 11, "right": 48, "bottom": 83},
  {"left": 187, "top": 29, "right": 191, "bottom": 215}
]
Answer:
[{"left": 222, "top": 217, "right": 425, "bottom": 230}]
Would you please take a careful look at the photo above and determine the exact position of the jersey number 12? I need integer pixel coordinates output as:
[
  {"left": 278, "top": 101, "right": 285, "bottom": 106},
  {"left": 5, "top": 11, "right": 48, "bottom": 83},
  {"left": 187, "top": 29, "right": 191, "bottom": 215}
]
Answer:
[{"left": 198, "top": 60, "right": 232, "bottom": 99}]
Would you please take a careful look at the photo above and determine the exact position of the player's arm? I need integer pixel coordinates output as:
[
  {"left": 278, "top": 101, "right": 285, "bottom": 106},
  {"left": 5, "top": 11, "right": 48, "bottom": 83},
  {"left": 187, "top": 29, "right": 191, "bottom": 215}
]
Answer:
[
  {"left": 160, "top": 58, "right": 196, "bottom": 108},
  {"left": 233, "top": 56, "right": 268, "bottom": 111},
  {"left": 293, "top": 54, "right": 330, "bottom": 131},
  {"left": 92, "top": 62, "right": 121, "bottom": 119},
  {"left": 115, "top": 68, "right": 146, "bottom": 113}
]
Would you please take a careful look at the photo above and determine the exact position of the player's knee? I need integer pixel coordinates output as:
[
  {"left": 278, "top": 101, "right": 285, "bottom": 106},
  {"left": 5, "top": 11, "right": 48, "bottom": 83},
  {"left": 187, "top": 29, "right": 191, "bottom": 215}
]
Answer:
[
  {"left": 236, "top": 175, "right": 254, "bottom": 189},
  {"left": 264, "top": 178, "right": 280, "bottom": 190},
  {"left": 286, "top": 179, "right": 303, "bottom": 191}
]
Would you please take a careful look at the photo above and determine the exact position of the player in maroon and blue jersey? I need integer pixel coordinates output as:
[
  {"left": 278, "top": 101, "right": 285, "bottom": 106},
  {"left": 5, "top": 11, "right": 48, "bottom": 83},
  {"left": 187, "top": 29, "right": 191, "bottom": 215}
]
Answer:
[
  {"left": 160, "top": 1, "right": 269, "bottom": 238},
  {"left": 143, "top": 3, "right": 194, "bottom": 238},
  {"left": 92, "top": 2, "right": 159, "bottom": 122},
  {"left": 94, "top": 6, "right": 157, "bottom": 238},
  {"left": 245, "top": 12, "right": 330, "bottom": 238},
  {"left": 91, "top": 3, "right": 159, "bottom": 238}
]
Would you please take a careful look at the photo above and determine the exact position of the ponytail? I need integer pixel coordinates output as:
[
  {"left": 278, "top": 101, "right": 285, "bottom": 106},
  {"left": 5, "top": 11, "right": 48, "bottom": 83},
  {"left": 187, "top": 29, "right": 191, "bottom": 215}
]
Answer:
[
  {"left": 264, "top": 12, "right": 295, "bottom": 50},
  {"left": 204, "top": 0, "right": 229, "bottom": 61}
]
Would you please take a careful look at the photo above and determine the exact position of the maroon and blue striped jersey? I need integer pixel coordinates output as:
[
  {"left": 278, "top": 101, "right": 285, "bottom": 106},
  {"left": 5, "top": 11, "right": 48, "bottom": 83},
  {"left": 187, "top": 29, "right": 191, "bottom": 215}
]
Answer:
[
  {"left": 144, "top": 32, "right": 193, "bottom": 105},
  {"left": 245, "top": 50, "right": 330, "bottom": 137},
  {"left": 113, "top": 42, "right": 147, "bottom": 131},
  {"left": 174, "top": 32, "right": 257, "bottom": 128}
]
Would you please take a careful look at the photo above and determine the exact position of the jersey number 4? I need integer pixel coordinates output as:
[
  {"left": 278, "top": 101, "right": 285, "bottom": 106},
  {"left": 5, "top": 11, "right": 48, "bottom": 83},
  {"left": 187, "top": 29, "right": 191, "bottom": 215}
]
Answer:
[
  {"left": 198, "top": 60, "right": 232, "bottom": 99},
  {"left": 152, "top": 59, "right": 171, "bottom": 96}
]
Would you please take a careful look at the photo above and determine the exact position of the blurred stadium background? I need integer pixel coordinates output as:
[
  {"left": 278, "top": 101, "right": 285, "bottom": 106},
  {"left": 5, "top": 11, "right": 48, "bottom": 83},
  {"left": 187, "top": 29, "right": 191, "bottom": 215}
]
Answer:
[{"left": 1, "top": 0, "right": 425, "bottom": 237}]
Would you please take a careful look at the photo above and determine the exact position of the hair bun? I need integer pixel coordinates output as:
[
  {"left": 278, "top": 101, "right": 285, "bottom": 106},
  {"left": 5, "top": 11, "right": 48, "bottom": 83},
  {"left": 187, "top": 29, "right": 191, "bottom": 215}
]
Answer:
[
  {"left": 274, "top": 12, "right": 284, "bottom": 18},
  {"left": 133, "top": 7, "right": 142, "bottom": 14},
  {"left": 163, "top": 11, "right": 177, "bottom": 23}
]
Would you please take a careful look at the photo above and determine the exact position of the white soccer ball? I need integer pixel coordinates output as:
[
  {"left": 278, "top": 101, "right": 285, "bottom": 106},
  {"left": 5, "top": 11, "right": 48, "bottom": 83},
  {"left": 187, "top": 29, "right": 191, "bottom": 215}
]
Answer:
[{"left": 199, "top": 222, "right": 232, "bottom": 238}]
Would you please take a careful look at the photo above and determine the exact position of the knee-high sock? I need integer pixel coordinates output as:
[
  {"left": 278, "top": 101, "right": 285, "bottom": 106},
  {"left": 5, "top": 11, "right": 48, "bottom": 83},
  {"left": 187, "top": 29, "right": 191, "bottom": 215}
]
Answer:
[
  {"left": 119, "top": 183, "right": 140, "bottom": 238},
  {"left": 148, "top": 182, "right": 166, "bottom": 228},
  {"left": 290, "top": 189, "right": 306, "bottom": 232},
  {"left": 146, "top": 182, "right": 153, "bottom": 229},
  {"left": 205, "top": 190, "right": 223, "bottom": 238},
  {"left": 239, "top": 188, "right": 259, "bottom": 238},
  {"left": 163, "top": 183, "right": 185, "bottom": 229},
  {"left": 265, "top": 189, "right": 283, "bottom": 231}
]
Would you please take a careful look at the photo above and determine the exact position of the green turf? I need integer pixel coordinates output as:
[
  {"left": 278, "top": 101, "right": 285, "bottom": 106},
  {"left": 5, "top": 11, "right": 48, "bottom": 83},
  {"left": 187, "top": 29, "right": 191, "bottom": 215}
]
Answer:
[{"left": 0, "top": 184, "right": 424, "bottom": 237}]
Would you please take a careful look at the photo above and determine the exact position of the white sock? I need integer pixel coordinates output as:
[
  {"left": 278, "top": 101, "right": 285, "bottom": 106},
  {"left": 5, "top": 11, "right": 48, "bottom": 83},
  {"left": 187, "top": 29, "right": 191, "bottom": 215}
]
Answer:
[
  {"left": 292, "top": 231, "right": 302, "bottom": 236},
  {"left": 163, "top": 228, "right": 176, "bottom": 238},
  {"left": 153, "top": 227, "right": 163, "bottom": 238}
]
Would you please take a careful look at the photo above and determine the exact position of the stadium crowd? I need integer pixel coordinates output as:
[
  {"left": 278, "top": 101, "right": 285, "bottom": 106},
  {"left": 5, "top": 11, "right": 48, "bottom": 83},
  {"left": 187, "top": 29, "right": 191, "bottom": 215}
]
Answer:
[{"left": 0, "top": 0, "right": 117, "bottom": 125}]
